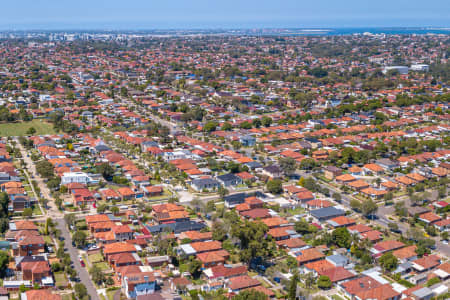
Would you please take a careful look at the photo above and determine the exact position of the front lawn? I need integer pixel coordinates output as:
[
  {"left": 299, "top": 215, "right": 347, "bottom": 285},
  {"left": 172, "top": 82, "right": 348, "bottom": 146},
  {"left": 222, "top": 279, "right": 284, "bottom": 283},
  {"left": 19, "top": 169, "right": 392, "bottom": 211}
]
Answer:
[
  {"left": 94, "top": 262, "right": 111, "bottom": 271},
  {"left": 54, "top": 272, "right": 68, "bottom": 288},
  {"left": 89, "top": 253, "right": 104, "bottom": 263}
]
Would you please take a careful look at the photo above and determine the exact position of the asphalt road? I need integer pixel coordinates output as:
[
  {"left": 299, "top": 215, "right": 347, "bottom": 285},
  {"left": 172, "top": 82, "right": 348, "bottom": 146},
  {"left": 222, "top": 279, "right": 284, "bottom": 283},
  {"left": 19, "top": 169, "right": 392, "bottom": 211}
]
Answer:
[{"left": 55, "top": 218, "right": 100, "bottom": 300}]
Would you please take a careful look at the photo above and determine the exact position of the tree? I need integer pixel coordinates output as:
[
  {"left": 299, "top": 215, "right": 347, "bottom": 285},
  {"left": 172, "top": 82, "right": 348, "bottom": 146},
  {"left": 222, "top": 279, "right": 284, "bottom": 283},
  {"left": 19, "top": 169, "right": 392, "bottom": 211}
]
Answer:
[
  {"left": 232, "top": 220, "right": 274, "bottom": 264},
  {"left": 0, "top": 250, "right": 10, "bottom": 277},
  {"left": 288, "top": 271, "right": 299, "bottom": 300},
  {"left": 74, "top": 283, "right": 87, "bottom": 299},
  {"left": 212, "top": 221, "right": 227, "bottom": 241},
  {"left": 97, "top": 163, "right": 115, "bottom": 180},
  {"left": 388, "top": 222, "right": 399, "bottom": 232},
  {"left": 187, "top": 258, "right": 202, "bottom": 278},
  {"left": 332, "top": 227, "right": 351, "bottom": 249},
  {"left": 279, "top": 157, "right": 296, "bottom": 176},
  {"left": 110, "top": 206, "right": 119, "bottom": 214},
  {"left": 379, "top": 252, "right": 398, "bottom": 272},
  {"left": 300, "top": 158, "right": 316, "bottom": 170},
  {"left": 26, "top": 127, "right": 36, "bottom": 135},
  {"left": 22, "top": 207, "right": 33, "bottom": 218},
  {"left": 266, "top": 179, "right": 282, "bottom": 194},
  {"left": 252, "top": 118, "right": 261, "bottom": 128},
  {"left": 317, "top": 275, "right": 332, "bottom": 289},
  {"left": 96, "top": 203, "right": 107, "bottom": 214},
  {"left": 333, "top": 193, "right": 342, "bottom": 202},
  {"left": 90, "top": 264, "right": 105, "bottom": 284},
  {"left": 361, "top": 199, "right": 378, "bottom": 217},
  {"left": 35, "top": 160, "right": 54, "bottom": 178},
  {"left": 64, "top": 213, "right": 76, "bottom": 228},
  {"left": 261, "top": 116, "right": 272, "bottom": 127},
  {"left": 222, "top": 122, "right": 232, "bottom": 131},
  {"left": 72, "top": 231, "right": 87, "bottom": 248},
  {"left": 294, "top": 219, "right": 317, "bottom": 235},
  {"left": 232, "top": 290, "right": 268, "bottom": 300},
  {"left": 204, "top": 121, "right": 218, "bottom": 132},
  {"left": 350, "top": 199, "right": 361, "bottom": 211},
  {"left": 218, "top": 186, "right": 229, "bottom": 200}
]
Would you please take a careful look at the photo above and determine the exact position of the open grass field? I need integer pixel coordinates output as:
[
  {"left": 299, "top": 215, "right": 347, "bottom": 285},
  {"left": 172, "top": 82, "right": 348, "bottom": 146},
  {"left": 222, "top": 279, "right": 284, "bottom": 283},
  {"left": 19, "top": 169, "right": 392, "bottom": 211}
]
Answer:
[{"left": 0, "top": 119, "right": 55, "bottom": 137}]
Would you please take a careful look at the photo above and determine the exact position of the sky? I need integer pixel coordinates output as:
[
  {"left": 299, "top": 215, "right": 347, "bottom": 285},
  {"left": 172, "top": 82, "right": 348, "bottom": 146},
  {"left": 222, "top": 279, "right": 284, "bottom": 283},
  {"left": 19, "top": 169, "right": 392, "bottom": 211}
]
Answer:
[{"left": 1, "top": 0, "right": 449, "bottom": 30}]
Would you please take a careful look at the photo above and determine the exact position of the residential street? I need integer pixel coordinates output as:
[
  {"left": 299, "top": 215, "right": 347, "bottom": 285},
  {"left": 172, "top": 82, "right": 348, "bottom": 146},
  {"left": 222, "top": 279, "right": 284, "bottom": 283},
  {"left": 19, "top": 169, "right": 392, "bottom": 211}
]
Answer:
[
  {"left": 55, "top": 218, "right": 100, "bottom": 300},
  {"left": 16, "top": 138, "right": 100, "bottom": 300}
]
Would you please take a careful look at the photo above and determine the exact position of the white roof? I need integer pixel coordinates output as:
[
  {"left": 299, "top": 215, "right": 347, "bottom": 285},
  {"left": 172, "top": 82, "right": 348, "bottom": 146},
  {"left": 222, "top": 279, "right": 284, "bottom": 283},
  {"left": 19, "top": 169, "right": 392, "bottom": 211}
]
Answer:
[
  {"left": 433, "top": 269, "right": 449, "bottom": 279},
  {"left": 180, "top": 244, "right": 196, "bottom": 255}
]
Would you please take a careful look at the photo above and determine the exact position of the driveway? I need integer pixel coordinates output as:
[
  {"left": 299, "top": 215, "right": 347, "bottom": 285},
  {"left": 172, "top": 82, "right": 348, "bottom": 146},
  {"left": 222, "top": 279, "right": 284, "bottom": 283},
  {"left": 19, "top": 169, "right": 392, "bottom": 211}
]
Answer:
[{"left": 55, "top": 218, "right": 100, "bottom": 300}]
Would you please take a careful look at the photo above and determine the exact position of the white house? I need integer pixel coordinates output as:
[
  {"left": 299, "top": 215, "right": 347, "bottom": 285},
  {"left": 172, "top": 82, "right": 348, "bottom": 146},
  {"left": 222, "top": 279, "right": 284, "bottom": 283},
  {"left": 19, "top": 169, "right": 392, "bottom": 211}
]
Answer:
[{"left": 61, "top": 172, "right": 98, "bottom": 185}]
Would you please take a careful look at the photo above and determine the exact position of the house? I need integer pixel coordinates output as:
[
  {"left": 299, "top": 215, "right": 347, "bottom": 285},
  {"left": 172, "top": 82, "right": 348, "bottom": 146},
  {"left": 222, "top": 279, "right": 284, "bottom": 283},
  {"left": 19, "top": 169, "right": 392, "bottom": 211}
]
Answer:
[
  {"left": 72, "top": 188, "right": 95, "bottom": 206},
  {"left": 327, "top": 216, "right": 356, "bottom": 228},
  {"left": 21, "top": 260, "right": 51, "bottom": 284},
  {"left": 103, "top": 242, "right": 137, "bottom": 260},
  {"left": 376, "top": 158, "right": 398, "bottom": 170},
  {"left": 324, "top": 166, "right": 342, "bottom": 180},
  {"left": 196, "top": 250, "right": 229, "bottom": 268},
  {"left": 12, "top": 232, "right": 45, "bottom": 256},
  {"left": 8, "top": 195, "right": 33, "bottom": 212},
  {"left": 418, "top": 212, "right": 441, "bottom": 225},
  {"left": 295, "top": 247, "right": 325, "bottom": 265},
  {"left": 363, "top": 163, "right": 384, "bottom": 175},
  {"left": 109, "top": 252, "right": 142, "bottom": 270},
  {"left": 319, "top": 266, "right": 356, "bottom": 283},
  {"left": 310, "top": 207, "right": 345, "bottom": 222},
  {"left": 216, "top": 173, "right": 243, "bottom": 187},
  {"left": 122, "top": 272, "right": 156, "bottom": 299},
  {"left": 336, "top": 174, "right": 356, "bottom": 184},
  {"left": 354, "top": 284, "right": 401, "bottom": 300},
  {"left": 347, "top": 180, "right": 370, "bottom": 191},
  {"left": 61, "top": 172, "right": 97, "bottom": 185},
  {"left": 117, "top": 187, "right": 135, "bottom": 201},
  {"left": 261, "top": 165, "right": 282, "bottom": 179},
  {"left": 340, "top": 276, "right": 382, "bottom": 300},
  {"left": 202, "top": 264, "right": 247, "bottom": 280},
  {"left": 224, "top": 193, "right": 247, "bottom": 208},
  {"left": 21, "top": 290, "right": 61, "bottom": 300},
  {"left": 371, "top": 240, "right": 405, "bottom": 256},
  {"left": 411, "top": 255, "right": 440, "bottom": 272},
  {"left": 191, "top": 178, "right": 220, "bottom": 191},
  {"left": 228, "top": 275, "right": 261, "bottom": 292}
]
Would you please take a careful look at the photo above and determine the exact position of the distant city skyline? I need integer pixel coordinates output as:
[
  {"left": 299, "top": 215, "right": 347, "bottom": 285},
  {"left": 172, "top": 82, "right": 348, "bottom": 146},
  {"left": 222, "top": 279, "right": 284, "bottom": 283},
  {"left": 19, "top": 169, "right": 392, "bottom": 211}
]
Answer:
[{"left": 1, "top": 0, "right": 449, "bottom": 30}]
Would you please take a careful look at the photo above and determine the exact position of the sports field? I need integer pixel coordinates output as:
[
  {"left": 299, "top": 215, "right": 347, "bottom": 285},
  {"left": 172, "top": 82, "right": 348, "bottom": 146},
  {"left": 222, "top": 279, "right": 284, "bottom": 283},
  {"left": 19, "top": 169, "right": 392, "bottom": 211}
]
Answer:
[{"left": 0, "top": 119, "right": 56, "bottom": 136}]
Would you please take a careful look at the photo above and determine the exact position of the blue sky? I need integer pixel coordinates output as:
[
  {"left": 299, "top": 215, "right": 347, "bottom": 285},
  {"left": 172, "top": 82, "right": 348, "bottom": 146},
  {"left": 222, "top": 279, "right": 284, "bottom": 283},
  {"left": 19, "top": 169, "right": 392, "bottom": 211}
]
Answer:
[{"left": 1, "top": 0, "right": 449, "bottom": 29}]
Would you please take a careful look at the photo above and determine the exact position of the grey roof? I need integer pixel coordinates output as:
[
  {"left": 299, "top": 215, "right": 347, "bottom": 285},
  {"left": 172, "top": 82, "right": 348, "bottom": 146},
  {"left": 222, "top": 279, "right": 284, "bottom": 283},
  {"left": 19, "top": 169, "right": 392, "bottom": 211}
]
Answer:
[
  {"left": 310, "top": 207, "right": 345, "bottom": 219},
  {"left": 326, "top": 254, "right": 348, "bottom": 265},
  {"left": 244, "top": 161, "right": 262, "bottom": 169},
  {"left": 147, "top": 220, "right": 206, "bottom": 234},
  {"left": 412, "top": 287, "right": 433, "bottom": 298},
  {"left": 192, "top": 178, "right": 220, "bottom": 186},
  {"left": 217, "top": 173, "right": 239, "bottom": 182},
  {"left": 224, "top": 193, "right": 247, "bottom": 205}
]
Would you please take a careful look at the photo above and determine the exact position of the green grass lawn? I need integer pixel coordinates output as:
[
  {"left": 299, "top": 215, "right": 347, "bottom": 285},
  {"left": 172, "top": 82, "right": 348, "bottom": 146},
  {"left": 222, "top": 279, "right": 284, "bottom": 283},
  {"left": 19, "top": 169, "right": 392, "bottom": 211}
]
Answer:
[
  {"left": 43, "top": 235, "right": 53, "bottom": 245},
  {"left": 32, "top": 205, "right": 43, "bottom": 216},
  {"left": 88, "top": 253, "right": 104, "bottom": 263},
  {"left": 54, "top": 272, "right": 68, "bottom": 287},
  {"left": 106, "top": 289, "right": 119, "bottom": 300},
  {"left": 332, "top": 295, "right": 345, "bottom": 300},
  {"left": 0, "top": 119, "right": 56, "bottom": 137},
  {"left": 94, "top": 262, "right": 111, "bottom": 271}
]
